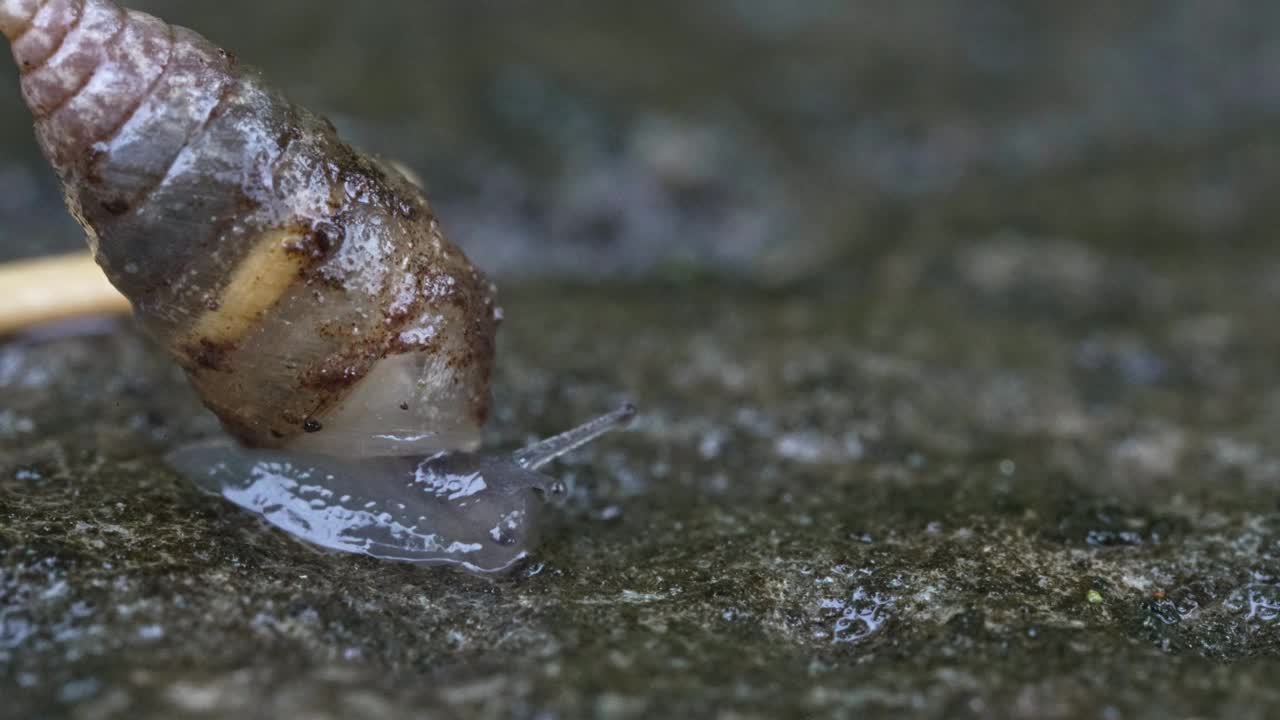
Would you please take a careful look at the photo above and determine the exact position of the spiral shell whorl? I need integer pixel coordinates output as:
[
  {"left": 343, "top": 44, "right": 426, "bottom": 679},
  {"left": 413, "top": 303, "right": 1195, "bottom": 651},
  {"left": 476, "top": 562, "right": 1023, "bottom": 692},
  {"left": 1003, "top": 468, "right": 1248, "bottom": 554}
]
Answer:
[
  {"left": 4, "top": 0, "right": 499, "bottom": 455},
  {"left": 0, "top": 0, "right": 40, "bottom": 40}
]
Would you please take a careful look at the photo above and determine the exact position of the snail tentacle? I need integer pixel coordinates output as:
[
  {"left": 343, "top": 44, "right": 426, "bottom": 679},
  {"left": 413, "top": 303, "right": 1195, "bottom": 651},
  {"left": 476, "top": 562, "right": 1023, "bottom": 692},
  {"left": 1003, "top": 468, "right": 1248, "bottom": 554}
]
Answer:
[{"left": 512, "top": 403, "right": 638, "bottom": 471}]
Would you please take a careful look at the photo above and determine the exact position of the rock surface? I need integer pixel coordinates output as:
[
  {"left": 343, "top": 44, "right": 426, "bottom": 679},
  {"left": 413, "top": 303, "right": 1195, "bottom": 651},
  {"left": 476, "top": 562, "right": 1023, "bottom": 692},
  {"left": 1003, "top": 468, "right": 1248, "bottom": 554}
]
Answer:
[
  {"left": 4, "top": 1, "right": 1280, "bottom": 718},
  {"left": 7, "top": 272, "right": 1280, "bottom": 718}
]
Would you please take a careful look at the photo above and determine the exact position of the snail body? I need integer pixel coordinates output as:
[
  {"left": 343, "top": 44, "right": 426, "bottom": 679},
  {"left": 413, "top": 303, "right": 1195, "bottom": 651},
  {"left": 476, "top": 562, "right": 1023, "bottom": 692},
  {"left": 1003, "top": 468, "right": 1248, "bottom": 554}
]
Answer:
[
  {"left": 169, "top": 405, "right": 636, "bottom": 573},
  {"left": 1, "top": 0, "right": 633, "bottom": 572}
]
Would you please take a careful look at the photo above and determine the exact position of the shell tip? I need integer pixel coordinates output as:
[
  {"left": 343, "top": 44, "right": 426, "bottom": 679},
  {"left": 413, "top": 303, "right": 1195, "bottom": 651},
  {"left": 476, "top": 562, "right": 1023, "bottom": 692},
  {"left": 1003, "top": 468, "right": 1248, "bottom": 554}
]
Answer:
[{"left": 0, "top": 0, "right": 40, "bottom": 42}]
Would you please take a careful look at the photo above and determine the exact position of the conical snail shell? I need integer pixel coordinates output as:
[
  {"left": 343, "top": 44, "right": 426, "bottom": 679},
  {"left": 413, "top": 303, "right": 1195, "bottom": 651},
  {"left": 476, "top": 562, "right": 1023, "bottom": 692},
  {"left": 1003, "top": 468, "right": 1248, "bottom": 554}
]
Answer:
[{"left": 1, "top": 0, "right": 498, "bottom": 456}]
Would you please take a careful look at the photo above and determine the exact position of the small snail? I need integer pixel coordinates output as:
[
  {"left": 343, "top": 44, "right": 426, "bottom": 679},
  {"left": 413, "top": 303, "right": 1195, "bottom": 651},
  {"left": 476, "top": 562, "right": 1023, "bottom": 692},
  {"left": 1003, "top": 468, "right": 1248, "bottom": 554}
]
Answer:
[{"left": 1, "top": 0, "right": 635, "bottom": 573}]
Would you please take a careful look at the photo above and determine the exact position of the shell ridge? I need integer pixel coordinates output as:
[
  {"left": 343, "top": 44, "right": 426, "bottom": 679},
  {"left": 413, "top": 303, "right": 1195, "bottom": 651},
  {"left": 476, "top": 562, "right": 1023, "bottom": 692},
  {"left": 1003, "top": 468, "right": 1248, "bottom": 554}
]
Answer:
[
  {"left": 96, "top": 15, "right": 174, "bottom": 147},
  {"left": 124, "top": 71, "right": 234, "bottom": 216},
  {"left": 6, "top": 0, "right": 42, "bottom": 42},
  {"left": 18, "top": 0, "right": 80, "bottom": 77},
  {"left": 13, "top": 0, "right": 81, "bottom": 68},
  {"left": 37, "top": 0, "right": 123, "bottom": 118}
]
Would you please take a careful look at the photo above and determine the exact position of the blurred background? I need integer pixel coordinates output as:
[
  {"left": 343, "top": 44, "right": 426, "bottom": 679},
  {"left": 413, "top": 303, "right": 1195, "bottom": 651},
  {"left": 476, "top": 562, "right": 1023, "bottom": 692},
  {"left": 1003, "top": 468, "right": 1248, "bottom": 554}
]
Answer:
[{"left": 3, "top": 0, "right": 1279, "bottom": 286}]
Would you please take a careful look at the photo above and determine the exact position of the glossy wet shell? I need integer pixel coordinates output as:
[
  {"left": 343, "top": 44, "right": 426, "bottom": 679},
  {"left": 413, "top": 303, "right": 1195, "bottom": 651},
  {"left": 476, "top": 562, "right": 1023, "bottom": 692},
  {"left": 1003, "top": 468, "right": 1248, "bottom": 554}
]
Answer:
[{"left": 0, "top": 0, "right": 498, "bottom": 455}]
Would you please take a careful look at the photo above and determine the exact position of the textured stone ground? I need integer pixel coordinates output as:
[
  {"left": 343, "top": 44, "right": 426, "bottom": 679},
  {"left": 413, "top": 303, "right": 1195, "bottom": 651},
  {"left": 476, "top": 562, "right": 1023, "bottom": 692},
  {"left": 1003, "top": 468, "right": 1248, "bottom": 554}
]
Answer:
[
  {"left": 5, "top": 1, "right": 1280, "bottom": 718},
  {"left": 7, "top": 266, "right": 1280, "bottom": 718}
]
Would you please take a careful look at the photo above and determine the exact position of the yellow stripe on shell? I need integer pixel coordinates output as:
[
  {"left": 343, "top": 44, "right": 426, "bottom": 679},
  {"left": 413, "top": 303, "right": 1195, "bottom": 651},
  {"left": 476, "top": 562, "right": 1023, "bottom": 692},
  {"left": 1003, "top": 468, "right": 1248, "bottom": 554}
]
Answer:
[{"left": 184, "top": 228, "right": 309, "bottom": 345}]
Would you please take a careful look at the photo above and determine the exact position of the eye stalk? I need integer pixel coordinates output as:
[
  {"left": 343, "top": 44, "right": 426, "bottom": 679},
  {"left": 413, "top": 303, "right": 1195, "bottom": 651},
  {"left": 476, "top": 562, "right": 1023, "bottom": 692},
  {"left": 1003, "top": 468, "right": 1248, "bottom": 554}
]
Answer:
[{"left": 513, "top": 403, "right": 638, "bottom": 471}]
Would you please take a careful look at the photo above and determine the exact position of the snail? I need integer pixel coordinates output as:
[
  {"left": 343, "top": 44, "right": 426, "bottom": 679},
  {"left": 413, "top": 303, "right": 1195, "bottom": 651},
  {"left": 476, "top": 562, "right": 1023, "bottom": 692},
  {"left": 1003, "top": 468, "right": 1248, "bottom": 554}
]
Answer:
[{"left": 0, "top": 0, "right": 635, "bottom": 573}]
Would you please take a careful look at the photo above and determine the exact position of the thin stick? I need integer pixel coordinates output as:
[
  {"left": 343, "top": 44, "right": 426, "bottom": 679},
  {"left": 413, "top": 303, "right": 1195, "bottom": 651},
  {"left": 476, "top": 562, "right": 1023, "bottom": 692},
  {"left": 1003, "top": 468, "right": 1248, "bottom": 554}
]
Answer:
[
  {"left": 512, "top": 403, "right": 638, "bottom": 471},
  {"left": 0, "top": 252, "right": 131, "bottom": 336}
]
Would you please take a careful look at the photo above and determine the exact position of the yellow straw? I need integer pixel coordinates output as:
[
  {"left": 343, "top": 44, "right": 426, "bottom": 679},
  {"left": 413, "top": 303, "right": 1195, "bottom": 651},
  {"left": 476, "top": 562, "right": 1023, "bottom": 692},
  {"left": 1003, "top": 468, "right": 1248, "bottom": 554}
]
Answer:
[{"left": 0, "top": 252, "right": 131, "bottom": 336}]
